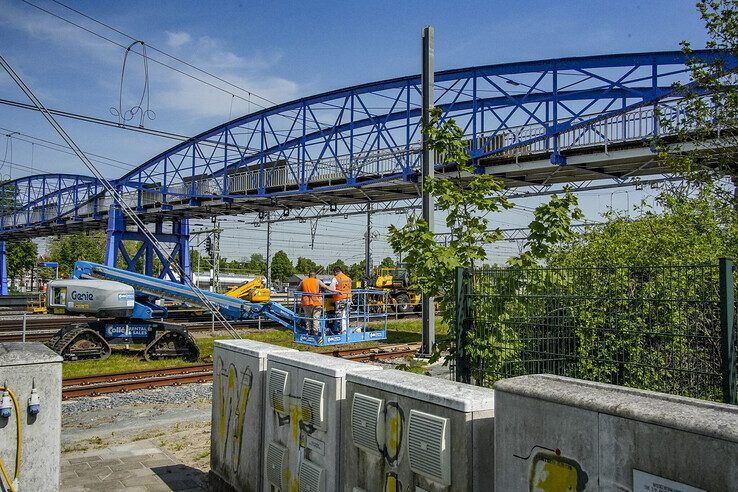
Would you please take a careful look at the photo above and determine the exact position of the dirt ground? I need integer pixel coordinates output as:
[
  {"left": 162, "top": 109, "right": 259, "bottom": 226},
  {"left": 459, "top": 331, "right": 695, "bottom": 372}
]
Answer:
[{"left": 62, "top": 385, "right": 214, "bottom": 475}]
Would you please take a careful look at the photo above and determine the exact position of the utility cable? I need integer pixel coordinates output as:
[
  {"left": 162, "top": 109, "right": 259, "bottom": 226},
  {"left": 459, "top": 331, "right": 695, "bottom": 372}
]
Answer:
[
  {"left": 0, "top": 97, "right": 197, "bottom": 143},
  {"left": 0, "top": 127, "right": 133, "bottom": 170},
  {"left": 0, "top": 386, "right": 21, "bottom": 492},
  {"left": 0, "top": 97, "right": 263, "bottom": 155},
  {"left": 19, "top": 0, "right": 381, "bottom": 147},
  {"left": 0, "top": 52, "right": 242, "bottom": 340}
]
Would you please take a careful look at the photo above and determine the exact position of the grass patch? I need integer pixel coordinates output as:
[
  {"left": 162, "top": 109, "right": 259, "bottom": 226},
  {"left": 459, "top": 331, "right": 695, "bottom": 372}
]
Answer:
[{"left": 62, "top": 318, "right": 447, "bottom": 379}]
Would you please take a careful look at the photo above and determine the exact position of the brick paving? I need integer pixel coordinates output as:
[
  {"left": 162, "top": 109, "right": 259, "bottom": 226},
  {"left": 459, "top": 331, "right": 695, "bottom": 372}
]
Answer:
[{"left": 61, "top": 440, "right": 207, "bottom": 492}]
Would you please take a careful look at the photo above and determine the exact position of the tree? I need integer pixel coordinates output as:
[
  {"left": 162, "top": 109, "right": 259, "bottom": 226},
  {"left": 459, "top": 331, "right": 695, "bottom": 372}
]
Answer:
[
  {"left": 326, "top": 259, "right": 349, "bottom": 275},
  {"left": 270, "top": 250, "right": 294, "bottom": 282},
  {"left": 510, "top": 190, "right": 583, "bottom": 267},
  {"left": 347, "top": 260, "right": 366, "bottom": 280},
  {"left": 245, "top": 253, "right": 267, "bottom": 274},
  {"left": 552, "top": 192, "right": 737, "bottom": 267},
  {"left": 388, "top": 107, "right": 583, "bottom": 367},
  {"left": 379, "top": 256, "right": 396, "bottom": 269},
  {"left": 296, "top": 257, "right": 323, "bottom": 274},
  {"left": 48, "top": 232, "right": 107, "bottom": 277},
  {"left": 657, "top": 1, "right": 738, "bottom": 207},
  {"left": 6, "top": 240, "right": 37, "bottom": 287},
  {"left": 388, "top": 107, "right": 513, "bottom": 364}
]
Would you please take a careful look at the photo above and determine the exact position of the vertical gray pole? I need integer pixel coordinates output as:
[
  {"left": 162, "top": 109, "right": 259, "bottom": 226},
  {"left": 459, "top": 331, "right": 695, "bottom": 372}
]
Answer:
[
  {"left": 266, "top": 213, "right": 272, "bottom": 288},
  {"left": 213, "top": 220, "right": 221, "bottom": 293},
  {"left": 719, "top": 257, "right": 736, "bottom": 404},
  {"left": 365, "top": 203, "right": 372, "bottom": 281},
  {"left": 421, "top": 25, "right": 436, "bottom": 355}
]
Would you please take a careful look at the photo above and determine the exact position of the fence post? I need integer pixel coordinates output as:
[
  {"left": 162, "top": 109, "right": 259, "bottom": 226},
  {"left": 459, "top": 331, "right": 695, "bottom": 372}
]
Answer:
[
  {"left": 454, "top": 267, "right": 471, "bottom": 384},
  {"left": 719, "top": 258, "right": 737, "bottom": 404}
]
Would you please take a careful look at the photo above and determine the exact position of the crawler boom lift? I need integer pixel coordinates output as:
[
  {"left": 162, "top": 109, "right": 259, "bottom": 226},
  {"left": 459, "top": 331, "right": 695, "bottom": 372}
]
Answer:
[{"left": 46, "top": 261, "right": 387, "bottom": 360}]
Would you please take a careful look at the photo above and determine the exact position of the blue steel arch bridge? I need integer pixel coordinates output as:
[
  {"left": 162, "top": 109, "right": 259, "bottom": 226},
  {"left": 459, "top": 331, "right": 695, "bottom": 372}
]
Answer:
[{"left": 0, "top": 50, "right": 735, "bottom": 292}]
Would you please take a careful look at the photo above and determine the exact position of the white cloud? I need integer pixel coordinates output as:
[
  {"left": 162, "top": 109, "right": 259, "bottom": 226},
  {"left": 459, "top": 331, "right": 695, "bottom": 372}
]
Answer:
[
  {"left": 165, "top": 31, "right": 191, "bottom": 49},
  {"left": 151, "top": 33, "right": 300, "bottom": 119},
  {"left": 0, "top": 1, "right": 119, "bottom": 58}
]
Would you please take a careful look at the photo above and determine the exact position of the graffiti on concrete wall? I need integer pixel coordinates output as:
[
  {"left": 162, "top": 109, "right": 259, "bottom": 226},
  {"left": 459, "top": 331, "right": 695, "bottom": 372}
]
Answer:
[
  {"left": 215, "top": 356, "right": 253, "bottom": 470},
  {"left": 514, "top": 445, "right": 588, "bottom": 492}
]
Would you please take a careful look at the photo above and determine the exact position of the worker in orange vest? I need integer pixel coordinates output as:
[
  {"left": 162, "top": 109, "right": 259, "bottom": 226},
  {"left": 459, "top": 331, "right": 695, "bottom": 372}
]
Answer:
[
  {"left": 329, "top": 266, "right": 352, "bottom": 334},
  {"left": 300, "top": 271, "right": 336, "bottom": 335}
]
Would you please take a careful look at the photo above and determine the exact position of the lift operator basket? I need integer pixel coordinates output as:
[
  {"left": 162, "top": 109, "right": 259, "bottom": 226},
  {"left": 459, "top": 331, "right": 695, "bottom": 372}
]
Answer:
[{"left": 291, "top": 289, "right": 388, "bottom": 346}]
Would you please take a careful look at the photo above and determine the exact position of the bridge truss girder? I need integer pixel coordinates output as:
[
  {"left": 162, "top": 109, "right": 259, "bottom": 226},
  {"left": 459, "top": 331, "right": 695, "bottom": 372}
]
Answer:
[{"left": 0, "top": 50, "right": 736, "bottom": 287}]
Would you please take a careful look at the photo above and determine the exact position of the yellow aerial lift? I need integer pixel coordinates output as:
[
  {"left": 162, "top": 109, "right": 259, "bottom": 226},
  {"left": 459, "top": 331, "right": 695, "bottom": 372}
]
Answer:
[{"left": 224, "top": 276, "right": 271, "bottom": 302}]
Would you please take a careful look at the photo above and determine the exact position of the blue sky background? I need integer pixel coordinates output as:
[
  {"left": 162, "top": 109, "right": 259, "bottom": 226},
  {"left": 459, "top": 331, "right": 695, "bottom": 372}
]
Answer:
[{"left": 0, "top": 1, "right": 712, "bottom": 266}]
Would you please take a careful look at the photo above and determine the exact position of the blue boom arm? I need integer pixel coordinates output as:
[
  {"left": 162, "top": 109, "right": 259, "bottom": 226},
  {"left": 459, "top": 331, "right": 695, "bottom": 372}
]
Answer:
[{"left": 72, "top": 261, "right": 295, "bottom": 327}]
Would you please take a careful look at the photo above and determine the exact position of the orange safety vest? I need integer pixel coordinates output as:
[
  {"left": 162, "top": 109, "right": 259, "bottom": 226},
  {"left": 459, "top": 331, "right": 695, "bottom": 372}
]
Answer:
[
  {"left": 301, "top": 277, "right": 322, "bottom": 307},
  {"left": 333, "top": 273, "right": 351, "bottom": 302}
]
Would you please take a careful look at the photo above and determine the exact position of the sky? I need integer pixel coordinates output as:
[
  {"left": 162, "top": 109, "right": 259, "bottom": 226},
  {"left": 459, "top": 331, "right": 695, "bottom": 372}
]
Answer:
[{"left": 0, "top": 0, "right": 712, "bottom": 268}]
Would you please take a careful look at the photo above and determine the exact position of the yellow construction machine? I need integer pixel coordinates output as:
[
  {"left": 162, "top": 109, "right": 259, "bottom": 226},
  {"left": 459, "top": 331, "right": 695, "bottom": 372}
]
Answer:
[
  {"left": 370, "top": 266, "right": 421, "bottom": 313},
  {"left": 225, "top": 276, "right": 271, "bottom": 302}
]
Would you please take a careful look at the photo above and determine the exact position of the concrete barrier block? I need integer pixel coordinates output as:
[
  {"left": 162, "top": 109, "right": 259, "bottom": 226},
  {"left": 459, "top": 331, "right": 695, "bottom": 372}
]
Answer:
[
  {"left": 494, "top": 374, "right": 738, "bottom": 492},
  {"left": 0, "top": 342, "right": 63, "bottom": 492},
  {"left": 210, "top": 339, "right": 296, "bottom": 492}
]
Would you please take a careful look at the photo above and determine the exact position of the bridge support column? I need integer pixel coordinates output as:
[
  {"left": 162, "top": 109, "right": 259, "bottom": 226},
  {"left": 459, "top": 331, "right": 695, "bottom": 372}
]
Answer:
[
  {"left": 104, "top": 205, "right": 191, "bottom": 283},
  {"left": 0, "top": 241, "right": 8, "bottom": 296}
]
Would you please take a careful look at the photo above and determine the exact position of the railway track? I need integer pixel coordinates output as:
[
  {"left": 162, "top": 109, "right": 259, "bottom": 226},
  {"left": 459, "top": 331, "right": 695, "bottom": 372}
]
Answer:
[
  {"left": 62, "top": 364, "right": 214, "bottom": 399},
  {"left": 61, "top": 343, "right": 420, "bottom": 399}
]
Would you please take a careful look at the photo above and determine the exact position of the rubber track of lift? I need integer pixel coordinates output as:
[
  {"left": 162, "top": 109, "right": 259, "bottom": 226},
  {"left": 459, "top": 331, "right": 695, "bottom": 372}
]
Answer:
[
  {"left": 143, "top": 329, "right": 200, "bottom": 362},
  {"left": 50, "top": 323, "right": 111, "bottom": 361}
]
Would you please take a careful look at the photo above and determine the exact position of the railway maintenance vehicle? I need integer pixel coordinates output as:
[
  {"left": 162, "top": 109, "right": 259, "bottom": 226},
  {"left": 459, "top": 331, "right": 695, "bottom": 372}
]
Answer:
[{"left": 45, "top": 261, "right": 387, "bottom": 361}]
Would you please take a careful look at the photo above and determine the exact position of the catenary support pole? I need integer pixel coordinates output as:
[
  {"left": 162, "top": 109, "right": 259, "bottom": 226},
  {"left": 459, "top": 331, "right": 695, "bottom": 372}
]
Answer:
[
  {"left": 266, "top": 212, "right": 272, "bottom": 288},
  {"left": 0, "top": 241, "right": 7, "bottom": 296},
  {"left": 421, "top": 25, "right": 436, "bottom": 355},
  {"left": 365, "top": 203, "right": 372, "bottom": 281}
]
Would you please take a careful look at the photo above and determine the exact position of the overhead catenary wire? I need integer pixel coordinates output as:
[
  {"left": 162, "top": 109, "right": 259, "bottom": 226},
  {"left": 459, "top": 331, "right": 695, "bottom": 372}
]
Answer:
[
  {"left": 0, "top": 126, "right": 134, "bottom": 171},
  {"left": 0, "top": 52, "right": 241, "bottom": 340},
  {"left": 17, "top": 0, "right": 395, "bottom": 150}
]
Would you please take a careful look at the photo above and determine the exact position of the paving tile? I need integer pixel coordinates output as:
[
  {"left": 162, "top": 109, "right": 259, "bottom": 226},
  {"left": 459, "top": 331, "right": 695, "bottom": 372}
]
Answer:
[
  {"left": 75, "top": 466, "right": 112, "bottom": 478},
  {"left": 70, "top": 461, "right": 92, "bottom": 471},
  {"left": 141, "top": 458, "right": 176, "bottom": 468},
  {"left": 120, "top": 452, "right": 167, "bottom": 463},
  {"left": 108, "top": 461, "right": 147, "bottom": 472},
  {"left": 68, "top": 455, "right": 102, "bottom": 464},
  {"left": 121, "top": 475, "right": 168, "bottom": 487},
  {"left": 102, "top": 467, "right": 157, "bottom": 481},
  {"left": 60, "top": 476, "right": 103, "bottom": 487},
  {"left": 61, "top": 470, "right": 80, "bottom": 480},
  {"left": 97, "top": 458, "right": 124, "bottom": 466}
]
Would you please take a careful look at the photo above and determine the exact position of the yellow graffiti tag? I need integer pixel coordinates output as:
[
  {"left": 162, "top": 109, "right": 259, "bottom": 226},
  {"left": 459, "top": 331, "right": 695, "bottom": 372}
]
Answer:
[
  {"left": 531, "top": 455, "right": 579, "bottom": 492},
  {"left": 232, "top": 368, "right": 252, "bottom": 466},
  {"left": 387, "top": 411, "right": 401, "bottom": 457}
]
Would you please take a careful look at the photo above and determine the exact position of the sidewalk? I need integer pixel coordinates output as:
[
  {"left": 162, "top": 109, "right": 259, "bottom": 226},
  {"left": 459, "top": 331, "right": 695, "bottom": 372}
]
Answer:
[{"left": 61, "top": 440, "right": 207, "bottom": 492}]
